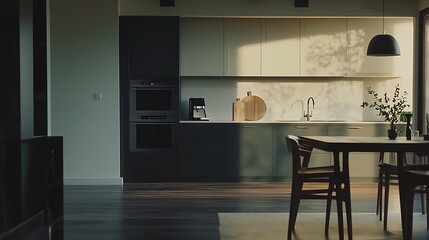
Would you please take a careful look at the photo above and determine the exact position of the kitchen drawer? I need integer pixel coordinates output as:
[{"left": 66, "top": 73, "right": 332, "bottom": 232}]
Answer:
[
  {"left": 277, "top": 124, "right": 328, "bottom": 153},
  {"left": 328, "top": 124, "right": 389, "bottom": 137},
  {"left": 328, "top": 124, "right": 391, "bottom": 180}
]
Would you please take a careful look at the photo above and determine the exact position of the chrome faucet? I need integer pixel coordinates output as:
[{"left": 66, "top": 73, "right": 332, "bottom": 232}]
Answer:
[{"left": 304, "top": 97, "right": 315, "bottom": 121}]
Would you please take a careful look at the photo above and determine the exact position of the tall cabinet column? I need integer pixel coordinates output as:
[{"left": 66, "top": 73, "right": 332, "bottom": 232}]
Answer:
[{"left": 120, "top": 16, "right": 180, "bottom": 182}]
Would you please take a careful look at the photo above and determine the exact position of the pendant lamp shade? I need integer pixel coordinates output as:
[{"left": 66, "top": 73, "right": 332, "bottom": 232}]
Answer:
[
  {"left": 366, "top": 0, "right": 401, "bottom": 56},
  {"left": 367, "top": 34, "right": 400, "bottom": 56}
]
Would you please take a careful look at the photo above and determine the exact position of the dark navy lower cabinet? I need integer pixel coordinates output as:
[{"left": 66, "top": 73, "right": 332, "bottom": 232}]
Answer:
[{"left": 178, "top": 123, "right": 232, "bottom": 181}]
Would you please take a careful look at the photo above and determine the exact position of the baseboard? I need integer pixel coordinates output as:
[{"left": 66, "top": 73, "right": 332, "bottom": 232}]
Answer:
[{"left": 64, "top": 177, "right": 123, "bottom": 185}]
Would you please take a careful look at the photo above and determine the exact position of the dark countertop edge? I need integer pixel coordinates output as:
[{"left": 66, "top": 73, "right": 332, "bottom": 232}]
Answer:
[{"left": 179, "top": 120, "right": 402, "bottom": 124}]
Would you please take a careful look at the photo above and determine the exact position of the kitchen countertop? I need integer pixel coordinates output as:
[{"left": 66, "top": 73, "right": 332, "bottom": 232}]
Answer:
[{"left": 180, "top": 120, "right": 396, "bottom": 124}]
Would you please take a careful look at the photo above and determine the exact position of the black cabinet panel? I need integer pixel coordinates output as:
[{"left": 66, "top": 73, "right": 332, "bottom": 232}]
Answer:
[
  {"left": 178, "top": 124, "right": 232, "bottom": 180},
  {"left": 120, "top": 16, "right": 179, "bottom": 80},
  {"left": 126, "top": 151, "right": 179, "bottom": 182},
  {"left": 120, "top": 16, "right": 180, "bottom": 182}
]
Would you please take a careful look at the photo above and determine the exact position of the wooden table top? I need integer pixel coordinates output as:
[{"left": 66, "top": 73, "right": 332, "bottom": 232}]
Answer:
[{"left": 298, "top": 136, "right": 429, "bottom": 153}]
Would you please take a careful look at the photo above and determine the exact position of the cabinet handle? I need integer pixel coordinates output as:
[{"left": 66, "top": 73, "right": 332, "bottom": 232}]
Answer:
[
  {"left": 241, "top": 125, "right": 256, "bottom": 128},
  {"left": 348, "top": 127, "right": 362, "bottom": 130},
  {"left": 295, "top": 126, "right": 309, "bottom": 129}
]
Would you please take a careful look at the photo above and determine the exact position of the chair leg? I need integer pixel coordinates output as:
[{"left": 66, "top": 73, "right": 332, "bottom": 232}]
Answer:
[
  {"left": 426, "top": 186, "right": 429, "bottom": 229},
  {"left": 344, "top": 182, "right": 353, "bottom": 240},
  {"left": 376, "top": 168, "right": 383, "bottom": 219},
  {"left": 383, "top": 173, "right": 390, "bottom": 230},
  {"left": 325, "top": 180, "right": 334, "bottom": 236},
  {"left": 399, "top": 182, "right": 415, "bottom": 240},
  {"left": 420, "top": 185, "right": 425, "bottom": 215},
  {"left": 288, "top": 181, "right": 302, "bottom": 240},
  {"left": 336, "top": 183, "right": 344, "bottom": 240}
]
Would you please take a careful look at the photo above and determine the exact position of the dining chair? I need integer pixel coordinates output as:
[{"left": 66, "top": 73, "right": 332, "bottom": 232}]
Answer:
[
  {"left": 398, "top": 164, "right": 429, "bottom": 240},
  {"left": 377, "top": 152, "right": 428, "bottom": 230},
  {"left": 286, "top": 135, "right": 351, "bottom": 240}
]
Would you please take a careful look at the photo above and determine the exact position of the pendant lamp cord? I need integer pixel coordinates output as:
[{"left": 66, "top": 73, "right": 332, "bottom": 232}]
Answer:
[{"left": 382, "top": 0, "right": 385, "bottom": 34}]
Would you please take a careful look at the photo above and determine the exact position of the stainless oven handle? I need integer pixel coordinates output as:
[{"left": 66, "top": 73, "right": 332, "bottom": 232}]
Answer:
[{"left": 130, "top": 87, "right": 176, "bottom": 90}]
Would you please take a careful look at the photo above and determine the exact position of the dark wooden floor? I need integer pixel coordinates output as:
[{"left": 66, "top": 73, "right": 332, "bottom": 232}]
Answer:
[{"left": 50, "top": 182, "right": 426, "bottom": 240}]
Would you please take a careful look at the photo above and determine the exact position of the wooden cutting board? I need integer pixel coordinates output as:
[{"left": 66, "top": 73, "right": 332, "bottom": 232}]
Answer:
[
  {"left": 242, "top": 91, "right": 267, "bottom": 121},
  {"left": 233, "top": 98, "right": 245, "bottom": 121}
]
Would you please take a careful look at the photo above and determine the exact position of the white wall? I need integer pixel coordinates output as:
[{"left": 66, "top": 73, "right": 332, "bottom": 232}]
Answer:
[{"left": 50, "top": 0, "right": 120, "bottom": 185}]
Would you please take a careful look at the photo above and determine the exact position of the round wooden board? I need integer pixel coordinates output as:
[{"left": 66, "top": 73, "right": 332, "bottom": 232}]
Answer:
[{"left": 242, "top": 92, "right": 267, "bottom": 121}]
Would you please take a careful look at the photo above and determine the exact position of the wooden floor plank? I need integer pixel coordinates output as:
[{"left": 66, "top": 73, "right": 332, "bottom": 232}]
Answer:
[{"left": 50, "top": 182, "right": 427, "bottom": 240}]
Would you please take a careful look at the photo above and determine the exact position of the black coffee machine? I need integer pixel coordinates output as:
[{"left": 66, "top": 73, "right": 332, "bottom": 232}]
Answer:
[{"left": 189, "top": 98, "right": 209, "bottom": 121}]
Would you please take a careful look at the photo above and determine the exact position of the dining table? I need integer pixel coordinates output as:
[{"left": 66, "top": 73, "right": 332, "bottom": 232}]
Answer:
[{"left": 297, "top": 135, "right": 429, "bottom": 240}]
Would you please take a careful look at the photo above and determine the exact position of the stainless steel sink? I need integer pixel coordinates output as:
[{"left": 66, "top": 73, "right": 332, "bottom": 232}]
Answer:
[
  {"left": 309, "top": 119, "right": 346, "bottom": 122},
  {"left": 275, "top": 120, "right": 302, "bottom": 122}
]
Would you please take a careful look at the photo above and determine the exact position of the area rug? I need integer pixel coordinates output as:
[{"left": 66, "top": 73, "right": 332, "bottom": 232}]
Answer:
[{"left": 218, "top": 212, "right": 429, "bottom": 240}]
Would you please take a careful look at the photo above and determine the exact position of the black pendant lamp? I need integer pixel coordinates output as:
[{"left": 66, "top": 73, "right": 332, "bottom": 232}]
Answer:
[{"left": 367, "top": 0, "right": 400, "bottom": 56}]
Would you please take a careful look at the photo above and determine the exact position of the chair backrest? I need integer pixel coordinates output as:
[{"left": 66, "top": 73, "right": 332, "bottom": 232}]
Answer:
[{"left": 286, "top": 135, "right": 314, "bottom": 176}]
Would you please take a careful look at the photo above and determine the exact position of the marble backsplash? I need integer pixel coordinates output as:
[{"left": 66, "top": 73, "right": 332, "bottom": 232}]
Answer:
[{"left": 180, "top": 77, "right": 411, "bottom": 122}]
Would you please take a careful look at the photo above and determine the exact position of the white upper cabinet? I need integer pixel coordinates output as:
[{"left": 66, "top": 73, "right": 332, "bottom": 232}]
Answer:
[
  {"left": 180, "top": 18, "right": 224, "bottom": 76},
  {"left": 224, "top": 19, "right": 262, "bottom": 76},
  {"left": 347, "top": 18, "right": 394, "bottom": 76},
  {"left": 180, "top": 17, "right": 412, "bottom": 78},
  {"left": 262, "top": 19, "right": 301, "bottom": 76},
  {"left": 347, "top": 18, "right": 413, "bottom": 77},
  {"left": 300, "top": 19, "right": 347, "bottom": 76}
]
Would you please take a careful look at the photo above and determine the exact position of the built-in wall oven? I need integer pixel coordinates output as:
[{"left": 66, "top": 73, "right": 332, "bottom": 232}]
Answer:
[
  {"left": 129, "top": 79, "right": 178, "bottom": 152},
  {"left": 129, "top": 79, "right": 178, "bottom": 122},
  {"left": 129, "top": 123, "right": 177, "bottom": 152}
]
